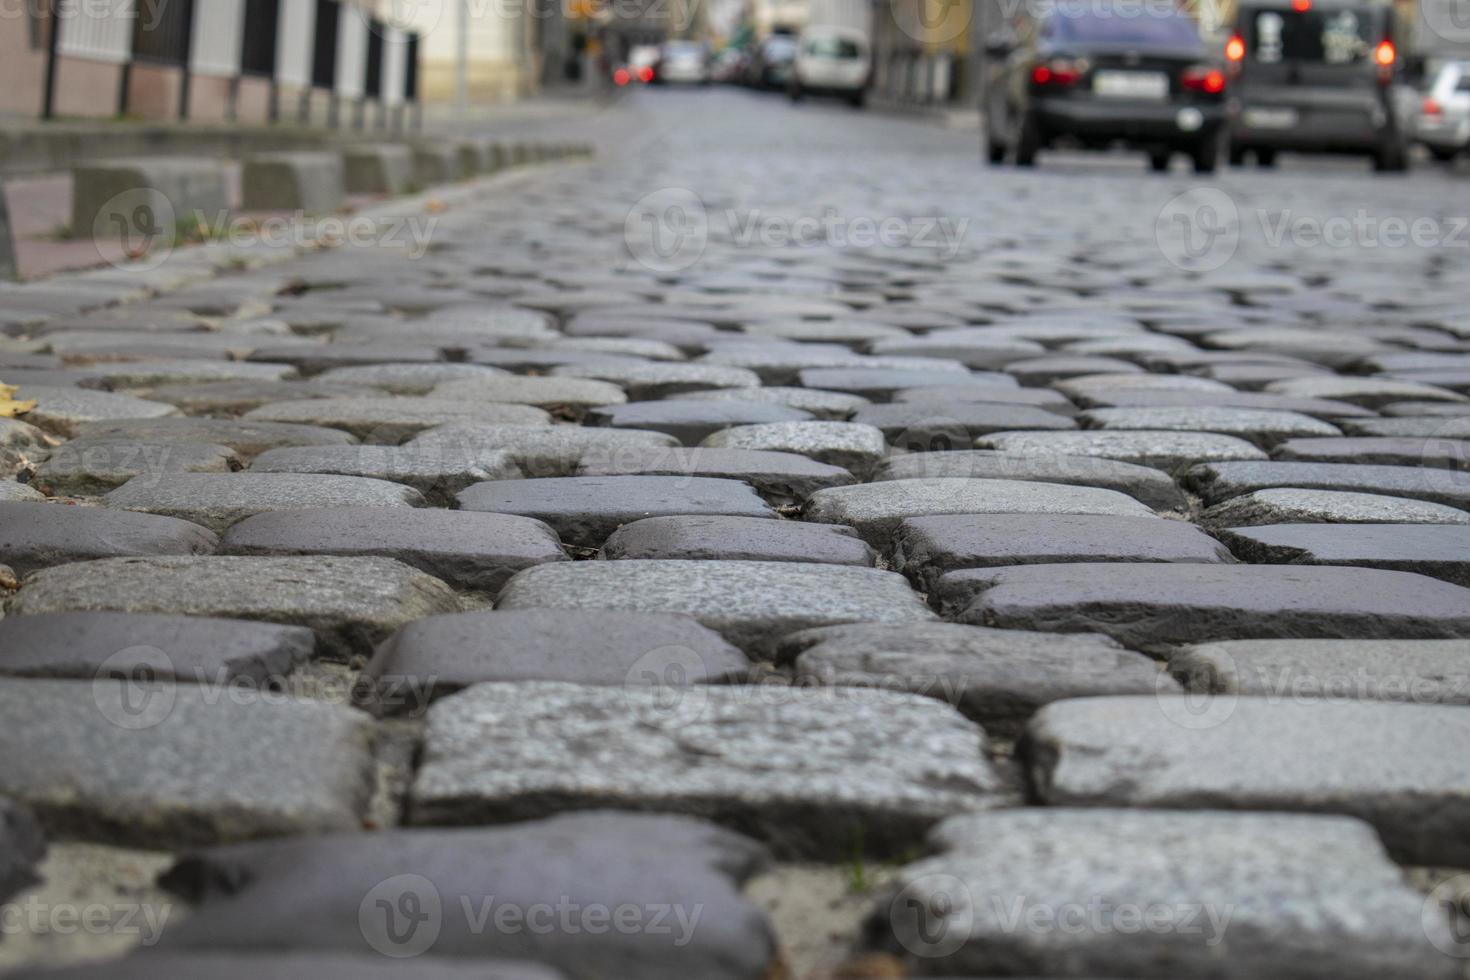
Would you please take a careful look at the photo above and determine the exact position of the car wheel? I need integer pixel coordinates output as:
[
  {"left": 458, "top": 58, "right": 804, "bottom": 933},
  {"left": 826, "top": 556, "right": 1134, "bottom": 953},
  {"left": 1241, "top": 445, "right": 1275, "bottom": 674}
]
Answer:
[
  {"left": 848, "top": 90, "right": 865, "bottom": 109},
  {"left": 1373, "top": 136, "right": 1409, "bottom": 173},
  {"left": 1192, "top": 135, "right": 1219, "bottom": 174},
  {"left": 1429, "top": 147, "right": 1457, "bottom": 162},
  {"left": 1148, "top": 150, "right": 1171, "bottom": 172},
  {"left": 986, "top": 136, "right": 1007, "bottom": 165},
  {"left": 1014, "top": 111, "right": 1041, "bottom": 167},
  {"left": 1255, "top": 148, "right": 1277, "bottom": 168},
  {"left": 1228, "top": 142, "right": 1247, "bottom": 167}
]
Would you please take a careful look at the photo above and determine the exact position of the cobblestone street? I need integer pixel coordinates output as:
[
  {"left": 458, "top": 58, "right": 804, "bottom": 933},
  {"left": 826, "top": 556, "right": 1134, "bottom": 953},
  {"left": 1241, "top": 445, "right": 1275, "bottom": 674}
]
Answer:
[{"left": 2, "top": 88, "right": 1470, "bottom": 977}]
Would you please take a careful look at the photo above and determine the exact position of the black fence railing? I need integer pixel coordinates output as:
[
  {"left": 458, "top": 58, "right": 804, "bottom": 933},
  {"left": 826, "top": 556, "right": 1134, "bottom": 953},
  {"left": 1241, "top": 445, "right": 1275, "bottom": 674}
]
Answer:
[
  {"left": 38, "top": 0, "right": 420, "bottom": 130},
  {"left": 365, "top": 19, "right": 384, "bottom": 99},
  {"left": 405, "top": 32, "right": 419, "bottom": 101},
  {"left": 131, "top": 0, "right": 193, "bottom": 65},
  {"left": 241, "top": 0, "right": 281, "bottom": 76},
  {"left": 311, "top": 0, "right": 339, "bottom": 90}
]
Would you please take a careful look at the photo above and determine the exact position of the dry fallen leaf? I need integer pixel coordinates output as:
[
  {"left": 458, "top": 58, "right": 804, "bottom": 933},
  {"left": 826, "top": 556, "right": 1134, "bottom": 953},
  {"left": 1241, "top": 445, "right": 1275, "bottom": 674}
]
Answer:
[
  {"left": 0, "top": 383, "right": 36, "bottom": 418},
  {"left": 424, "top": 198, "right": 448, "bottom": 214}
]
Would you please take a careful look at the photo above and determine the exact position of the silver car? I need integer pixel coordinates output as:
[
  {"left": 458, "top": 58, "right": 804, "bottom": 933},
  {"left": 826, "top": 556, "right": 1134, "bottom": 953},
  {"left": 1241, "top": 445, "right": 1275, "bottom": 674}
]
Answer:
[{"left": 1416, "top": 60, "right": 1470, "bottom": 161}]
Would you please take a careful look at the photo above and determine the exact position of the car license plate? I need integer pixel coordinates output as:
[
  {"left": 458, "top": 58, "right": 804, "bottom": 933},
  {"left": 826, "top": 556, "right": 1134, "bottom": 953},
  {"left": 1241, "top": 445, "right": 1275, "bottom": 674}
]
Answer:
[
  {"left": 1093, "top": 71, "right": 1169, "bottom": 100},
  {"left": 1243, "top": 106, "right": 1299, "bottom": 128}
]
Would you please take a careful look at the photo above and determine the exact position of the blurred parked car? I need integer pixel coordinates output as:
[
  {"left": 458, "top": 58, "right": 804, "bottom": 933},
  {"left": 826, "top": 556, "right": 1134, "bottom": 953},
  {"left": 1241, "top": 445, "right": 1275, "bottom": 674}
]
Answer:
[
  {"left": 984, "top": 4, "right": 1227, "bottom": 172},
  {"left": 1225, "top": 0, "right": 1411, "bottom": 171},
  {"left": 1416, "top": 60, "right": 1470, "bottom": 160},
  {"left": 658, "top": 41, "right": 712, "bottom": 85},
  {"left": 747, "top": 35, "right": 799, "bottom": 90},
  {"left": 711, "top": 48, "right": 749, "bottom": 84},
  {"left": 788, "top": 26, "right": 871, "bottom": 106}
]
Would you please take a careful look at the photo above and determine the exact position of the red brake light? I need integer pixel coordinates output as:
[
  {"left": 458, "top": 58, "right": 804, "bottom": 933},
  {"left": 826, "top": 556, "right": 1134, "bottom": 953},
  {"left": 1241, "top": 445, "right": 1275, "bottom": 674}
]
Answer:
[
  {"left": 1423, "top": 97, "right": 1442, "bottom": 115},
  {"left": 1374, "top": 40, "right": 1395, "bottom": 66},
  {"left": 1182, "top": 66, "right": 1226, "bottom": 93},
  {"left": 637, "top": 65, "right": 654, "bottom": 82},
  {"left": 613, "top": 68, "right": 630, "bottom": 86},
  {"left": 1291, "top": 0, "right": 1311, "bottom": 11},
  {"left": 1225, "top": 35, "right": 1246, "bottom": 62},
  {"left": 1032, "top": 60, "right": 1082, "bottom": 86}
]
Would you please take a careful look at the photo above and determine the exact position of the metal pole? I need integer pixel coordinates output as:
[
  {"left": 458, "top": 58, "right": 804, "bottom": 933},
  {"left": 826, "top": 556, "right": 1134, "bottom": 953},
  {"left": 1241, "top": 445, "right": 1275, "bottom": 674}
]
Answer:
[
  {"left": 178, "top": 0, "right": 196, "bottom": 120},
  {"left": 41, "top": 0, "right": 61, "bottom": 120},
  {"left": 455, "top": 0, "right": 468, "bottom": 117},
  {"left": 0, "top": 180, "right": 18, "bottom": 282}
]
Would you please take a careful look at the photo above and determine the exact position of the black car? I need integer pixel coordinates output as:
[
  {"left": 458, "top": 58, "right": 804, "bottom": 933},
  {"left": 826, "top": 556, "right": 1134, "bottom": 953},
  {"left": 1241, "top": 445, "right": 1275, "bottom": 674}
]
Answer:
[
  {"left": 985, "top": 6, "right": 1227, "bottom": 172},
  {"left": 1225, "top": 0, "right": 1410, "bottom": 171}
]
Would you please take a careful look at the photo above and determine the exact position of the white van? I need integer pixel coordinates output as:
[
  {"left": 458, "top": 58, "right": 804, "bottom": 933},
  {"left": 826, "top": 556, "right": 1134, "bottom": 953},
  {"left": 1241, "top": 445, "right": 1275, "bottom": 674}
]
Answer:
[{"left": 788, "top": 26, "right": 871, "bottom": 107}]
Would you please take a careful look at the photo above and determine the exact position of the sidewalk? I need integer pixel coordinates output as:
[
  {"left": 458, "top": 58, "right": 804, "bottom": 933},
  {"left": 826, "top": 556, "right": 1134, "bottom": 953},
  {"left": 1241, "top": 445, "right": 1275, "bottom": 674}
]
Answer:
[
  {"left": 1, "top": 167, "right": 386, "bottom": 281},
  {"left": 0, "top": 99, "right": 604, "bottom": 280}
]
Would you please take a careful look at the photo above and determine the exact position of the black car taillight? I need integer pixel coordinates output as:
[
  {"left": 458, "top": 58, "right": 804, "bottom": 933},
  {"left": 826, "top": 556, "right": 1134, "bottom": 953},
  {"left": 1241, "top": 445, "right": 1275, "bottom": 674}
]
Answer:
[
  {"left": 1181, "top": 65, "right": 1226, "bottom": 94},
  {"left": 1031, "top": 59, "right": 1085, "bottom": 87}
]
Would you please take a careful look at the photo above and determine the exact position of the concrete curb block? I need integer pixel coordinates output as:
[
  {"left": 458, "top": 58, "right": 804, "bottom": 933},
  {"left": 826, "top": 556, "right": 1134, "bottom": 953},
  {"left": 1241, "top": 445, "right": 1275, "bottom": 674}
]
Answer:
[
  {"left": 412, "top": 144, "right": 461, "bottom": 185},
  {"left": 343, "top": 144, "right": 414, "bottom": 195},
  {"left": 456, "top": 138, "right": 505, "bottom": 178},
  {"left": 241, "top": 152, "right": 346, "bottom": 213},
  {"left": 71, "top": 157, "right": 229, "bottom": 240}
]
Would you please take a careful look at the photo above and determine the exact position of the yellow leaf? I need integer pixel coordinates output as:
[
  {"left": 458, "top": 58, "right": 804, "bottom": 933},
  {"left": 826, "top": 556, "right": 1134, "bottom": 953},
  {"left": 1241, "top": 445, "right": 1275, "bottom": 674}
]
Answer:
[{"left": 0, "top": 384, "right": 36, "bottom": 418}]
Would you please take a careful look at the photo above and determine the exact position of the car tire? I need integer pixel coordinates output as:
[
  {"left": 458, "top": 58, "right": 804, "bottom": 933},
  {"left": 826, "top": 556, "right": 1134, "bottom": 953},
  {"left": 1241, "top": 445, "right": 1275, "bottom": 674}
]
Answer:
[
  {"left": 1228, "top": 142, "right": 1247, "bottom": 167},
  {"left": 1429, "top": 147, "right": 1457, "bottom": 162},
  {"left": 1192, "top": 135, "right": 1219, "bottom": 174},
  {"left": 1373, "top": 137, "right": 1409, "bottom": 173},
  {"left": 1148, "top": 150, "right": 1171, "bottom": 172},
  {"left": 848, "top": 90, "right": 865, "bottom": 109},
  {"left": 1255, "top": 148, "right": 1277, "bottom": 168},
  {"left": 1014, "top": 111, "right": 1041, "bottom": 167},
  {"left": 986, "top": 137, "right": 1007, "bottom": 165}
]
